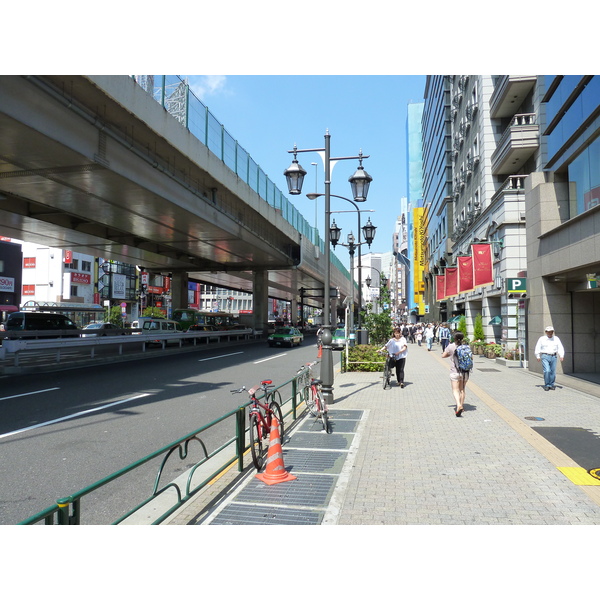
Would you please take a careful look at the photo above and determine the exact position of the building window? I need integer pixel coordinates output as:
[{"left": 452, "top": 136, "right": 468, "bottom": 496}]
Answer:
[
  {"left": 568, "top": 135, "right": 600, "bottom": 217},
  {"left": 71, "top": 285, "right": 78, "bottom": 297},
  {"left": 82, "top": 260, "right": 91, "bottom": 272}
]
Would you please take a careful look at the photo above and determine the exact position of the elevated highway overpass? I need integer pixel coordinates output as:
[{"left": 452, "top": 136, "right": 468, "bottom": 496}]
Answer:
[{"left": 0, "top": 75, "right": 354, "bottom": 327}]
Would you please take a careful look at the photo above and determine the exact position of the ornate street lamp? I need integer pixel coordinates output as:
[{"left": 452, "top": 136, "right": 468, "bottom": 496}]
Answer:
[{"left": 284, "top": 131, "right": 371, "bottom": 405}]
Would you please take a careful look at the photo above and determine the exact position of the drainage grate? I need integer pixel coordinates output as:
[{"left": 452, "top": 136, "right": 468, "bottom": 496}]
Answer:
[
  {"left": 235, "top": 473, "right": 337, "bottom": 508},
  {"left": 477, "top": 368, "right": 500, "bottom": 372},
  {"left": 325, "top": 410, "right": 364, "bottom": 420},
  {"left": 282, "top": 449, "right": 347, "bottom": 474},
  {"left": 299, "top": 419, "right": 358, "bottom": 434},
  {"left": 287, "top": 432, "right": 353, "bottom": 450},
  {"left": 209, "top": 503, "right": 324, "bottom": 525}
]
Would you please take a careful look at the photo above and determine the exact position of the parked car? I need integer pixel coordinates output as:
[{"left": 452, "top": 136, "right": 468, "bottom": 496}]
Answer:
[
  {"left": 267, "top": 326, "right": 304, "bottom": 347},
  {"left": 81, "top": 322, "right": 124, "bottom": 337},
  {"left": 331, "top": 328, "right": 347, "bottom": 350},
  {"left": 3, "top": 311, "right": 80, "bottom": 339}
]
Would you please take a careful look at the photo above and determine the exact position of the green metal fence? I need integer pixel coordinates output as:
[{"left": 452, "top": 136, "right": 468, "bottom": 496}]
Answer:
[
  {"left": 19, "top": 370, "right": 309, "bottom": 525},
  {"left": 131, "top": 75, "right": 349, "bottom": 278}
]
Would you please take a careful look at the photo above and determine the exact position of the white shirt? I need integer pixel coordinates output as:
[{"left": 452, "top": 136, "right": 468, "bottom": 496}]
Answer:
[
  {"left": 425, "top": 327, "right": 434, "bottom": 339},
  {"left": 534, "top": 334, "right": 565, "bottom": 359},
  {"left": 385, "top": 336, "right": 408, "bottom": 359}
]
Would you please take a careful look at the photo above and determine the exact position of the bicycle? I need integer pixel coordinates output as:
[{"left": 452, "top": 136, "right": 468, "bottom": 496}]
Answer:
[
  {"left": 378, "top": 350, "right": 395, "bottom": 390},
  {"left": 297, "top": 361, "right": 330, "bottom": 433},
  {"left": 231, "top": 380, "right": 284, "bottom": 470}
]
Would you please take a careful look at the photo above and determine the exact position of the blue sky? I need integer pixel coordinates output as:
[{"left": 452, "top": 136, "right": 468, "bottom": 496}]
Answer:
[{"left": 186, "top": 75, "right": 426, "bottom": 270}]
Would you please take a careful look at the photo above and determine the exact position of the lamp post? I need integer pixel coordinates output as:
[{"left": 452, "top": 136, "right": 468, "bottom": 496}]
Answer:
[
  {"left": 284, "top": 130, "right": 372, "bottom": 404},
  {"left": 365, "top": 267, "right": 388, "bottom": 314},
  {"left": 328, "top": 209, "right": 376, "bottom": 330}
]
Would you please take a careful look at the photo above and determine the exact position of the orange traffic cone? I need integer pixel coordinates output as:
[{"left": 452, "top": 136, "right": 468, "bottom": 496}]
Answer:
[
  {"left": 255, "top": 416, "right": 297, "bottom": 485},
  {"left": 317, "top": 343, "right": 322, "bottom": 358}
]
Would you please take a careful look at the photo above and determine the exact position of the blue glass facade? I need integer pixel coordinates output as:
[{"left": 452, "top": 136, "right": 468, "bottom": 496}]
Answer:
[
  {"left": 406, "top": 102, "right": 424, "bottom": 314},
  {"left": 544, "top": 75, "right": 600, "bottom": 217}
]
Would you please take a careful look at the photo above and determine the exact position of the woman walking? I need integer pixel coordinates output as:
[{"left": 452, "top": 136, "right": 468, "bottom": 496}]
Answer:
[
  {"left": 380, "top": 327, "right": 408, "bottom": 388},
  {"left": 441, "top": 331, "right": 471, "bottom": 416}
]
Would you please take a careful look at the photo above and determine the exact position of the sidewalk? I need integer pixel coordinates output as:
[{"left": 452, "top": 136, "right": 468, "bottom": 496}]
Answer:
[{"left": 166, "top": 341, "right": 600, "bottom": 525}]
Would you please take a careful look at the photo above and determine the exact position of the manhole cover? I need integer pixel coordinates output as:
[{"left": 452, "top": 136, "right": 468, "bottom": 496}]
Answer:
[
  {"left": 525, "top": 416, "right": 545, "bottom": 421},
  {"left": 590, "top": 468, "right": 600, "bottom": 481}
]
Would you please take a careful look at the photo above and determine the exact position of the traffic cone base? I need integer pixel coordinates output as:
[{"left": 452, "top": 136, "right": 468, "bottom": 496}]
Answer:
[{"left": 255, "top": 416, "right": 297, "bottom": 485}]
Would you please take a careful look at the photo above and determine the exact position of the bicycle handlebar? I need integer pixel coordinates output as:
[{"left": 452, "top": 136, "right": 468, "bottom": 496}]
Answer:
[{"left": 230, "top": 386, "right": 246, "bottom": 394}]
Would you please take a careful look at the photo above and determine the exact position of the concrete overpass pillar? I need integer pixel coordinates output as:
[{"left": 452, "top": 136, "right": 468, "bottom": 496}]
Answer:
[
  {"left": 170, "top": 273, "right": 189, "bottom": 311},
  {"left": 291, "top": 297, "right": 299, "bottom": 326},
  {"left": 253, "top": 270, "right": 269, "bottom": 334}
]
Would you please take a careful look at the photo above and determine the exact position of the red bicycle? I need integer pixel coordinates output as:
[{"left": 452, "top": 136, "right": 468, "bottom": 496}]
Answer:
[
  {"left": 231, "top": 380, "right": 284, "bottom": 470},
  {"left": 298, "top": 361, "right": 329, "bottom": 433}
]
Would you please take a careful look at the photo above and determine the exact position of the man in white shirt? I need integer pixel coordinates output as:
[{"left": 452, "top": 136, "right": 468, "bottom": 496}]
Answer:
[{"left": 534, "top": 326, "right": 565, "bottom": 391}]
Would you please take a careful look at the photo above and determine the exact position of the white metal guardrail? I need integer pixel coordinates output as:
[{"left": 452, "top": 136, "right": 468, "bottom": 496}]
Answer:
[{"left": 0, "top": 328, "right": 257, "bottom": 367}]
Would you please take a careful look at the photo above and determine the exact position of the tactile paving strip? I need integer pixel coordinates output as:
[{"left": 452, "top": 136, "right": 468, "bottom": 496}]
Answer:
[{"left": 210, "top": 503, "right": 324, "bottom": 525}]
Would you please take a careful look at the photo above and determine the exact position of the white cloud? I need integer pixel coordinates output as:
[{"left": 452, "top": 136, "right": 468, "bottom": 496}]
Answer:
[{"left": 189, "top": 75, "right": 227, "bottom": 100}]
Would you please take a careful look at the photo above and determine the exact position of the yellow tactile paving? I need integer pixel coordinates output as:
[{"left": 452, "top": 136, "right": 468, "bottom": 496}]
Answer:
[{"left": 557, "top": 467, "right": 600, "bottom": 486}]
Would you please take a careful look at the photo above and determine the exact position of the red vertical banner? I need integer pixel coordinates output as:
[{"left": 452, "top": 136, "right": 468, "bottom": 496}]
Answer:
[
  {"left": 445, "top": 267, "right": 458, "bottom": 297},
  {"left": 458, "top": 255, "right": 473, "bottom": 292},
  {"left": 64, "top": 250, "right": 73, "bottom": 264},
  {"left": 472, "top": 244, "right": 493, "bottom": 287},
  {"left": 435, "top": 275, "right": 446, "bottom": 301}
]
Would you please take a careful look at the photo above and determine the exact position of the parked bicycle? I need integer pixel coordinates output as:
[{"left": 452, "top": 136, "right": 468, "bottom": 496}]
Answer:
[
  {"left": 231, "top": 380, "right": 284, "bottom": 470},
  {"left": 297, "top": 361, "right": 330, "bottom": 433},
  {"left": 378, "top": 350, "right": 395, "bottom": 390}
]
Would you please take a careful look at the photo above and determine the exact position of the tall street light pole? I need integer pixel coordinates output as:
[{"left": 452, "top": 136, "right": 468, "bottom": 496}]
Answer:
[
  {"left": 284, "top": 130, "right": 372, "bottom": 405},
  {"left": 326, "top": 205, "right": 376, "bottom": 329}
]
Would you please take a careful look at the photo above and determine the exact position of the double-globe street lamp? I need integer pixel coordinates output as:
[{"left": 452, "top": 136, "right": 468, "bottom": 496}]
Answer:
[
  {"left": 328, "top": 208, "right": 377, "bottom": 331},
  {"left": 284, "top": 130, "right": 372, "bottom": 404},
  {"left": 365, "top": 266, "right": 388, "bottom": 314}
]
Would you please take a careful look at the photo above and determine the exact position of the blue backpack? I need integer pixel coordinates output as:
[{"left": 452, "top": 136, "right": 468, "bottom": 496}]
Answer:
[{"left": 454, "top": 344, "right": 473, "bottom": 373}]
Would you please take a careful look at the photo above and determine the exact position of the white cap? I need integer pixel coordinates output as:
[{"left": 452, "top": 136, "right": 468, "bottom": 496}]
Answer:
[{"left": 545, "top": 326, "right": 554, "bottom": 332}]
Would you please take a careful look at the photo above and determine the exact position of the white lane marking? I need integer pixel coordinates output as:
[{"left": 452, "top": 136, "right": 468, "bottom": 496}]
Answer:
[
  {"left": 254, "top": 353, "right": 287, "bottom": 364},
  {"left": 198, "top": 352, "right": 244, "bottom": 362},
  {"left": 0, "top": 393, "right": 151, "bottom": 440},
  {"left": 0, "top": 387, "right": 60, "bottom": 402}
]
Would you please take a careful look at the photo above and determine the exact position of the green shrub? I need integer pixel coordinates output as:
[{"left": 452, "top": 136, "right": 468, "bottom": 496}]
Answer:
[
  {"left": 473, "top": 313, "right": 484, "bottom": 341},
  {"left": 341, "top": 344, "right": 386, "bottom": 372}
]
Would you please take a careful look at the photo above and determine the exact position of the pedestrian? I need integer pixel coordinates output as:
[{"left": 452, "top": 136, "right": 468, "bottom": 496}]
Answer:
[
  {"left": 415, "top": 324, "right": 423, "bottom": 346},
  {"left": 438, "top": 322, "right": 451, "bottom": 352},
  {"left": 441, "top": 331, "right": 473, "bottom": 416},
  {"left": 425, "top": 323, "right": 435, "bottom": 351},
  {"left": 408, "top": 324, "right": 415, "bottom": 344},
  {"left": 534, "top": 326, "right": 565, "bottom": 390},
  {"left": 379, "top": 327, "right": 408, "bottom": 388}
]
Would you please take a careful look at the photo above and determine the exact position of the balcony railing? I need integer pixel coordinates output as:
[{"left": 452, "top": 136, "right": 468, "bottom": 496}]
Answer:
[{"left": 491, "top": 113, "right": 539, "bottom": 175}]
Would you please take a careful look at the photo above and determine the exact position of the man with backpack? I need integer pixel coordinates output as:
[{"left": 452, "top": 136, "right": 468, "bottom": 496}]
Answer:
[{"left": 441, "top": 331, "right": 473, "bottom": 417}]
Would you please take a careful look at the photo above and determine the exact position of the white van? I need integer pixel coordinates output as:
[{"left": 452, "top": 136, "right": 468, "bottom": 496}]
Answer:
[{"left": 141, "top": 318, "right": 184, "bottom": 345}]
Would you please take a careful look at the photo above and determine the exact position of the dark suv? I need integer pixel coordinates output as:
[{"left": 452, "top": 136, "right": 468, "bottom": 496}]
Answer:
[{"left": 4, "top": 312, "right": 80, "bottom": 338}]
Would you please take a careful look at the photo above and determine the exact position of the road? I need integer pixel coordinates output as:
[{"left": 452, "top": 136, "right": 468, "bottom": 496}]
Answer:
[{"left": 0, "top": 333, "right": 335, "bottom": 524}]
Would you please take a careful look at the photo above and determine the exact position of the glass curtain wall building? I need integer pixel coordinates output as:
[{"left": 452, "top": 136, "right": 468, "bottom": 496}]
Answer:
[
  {"left": 526, "top": 75, "right": 600, "bottom": 375},
  {"left": 406, "top": 101, "right": 425, "bottom": 320},
  {"left": 422, "top": 76, "right": 452, "bottom": 323}
]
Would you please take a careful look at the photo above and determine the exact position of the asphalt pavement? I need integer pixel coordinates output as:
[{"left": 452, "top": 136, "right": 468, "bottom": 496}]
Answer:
[{"left": 165, "top": 339, "right": 600, "bottom": 525}]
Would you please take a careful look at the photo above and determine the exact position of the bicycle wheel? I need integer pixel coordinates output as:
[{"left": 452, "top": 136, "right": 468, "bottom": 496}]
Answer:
[
  {"left": 306, "top": 385, "right": 319, "bottom": 417},
  {"left": 382, "top": 359, "right": 390, "bottom": 389},
  {"left": 249, "top": 414, "right": 264, "bottom": 470},
  {"left": 269, "top": 400, "right": 284, "bottom": 441},
  {"left": 316, "top": 389, "right": 330, "bottom": 433}
]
